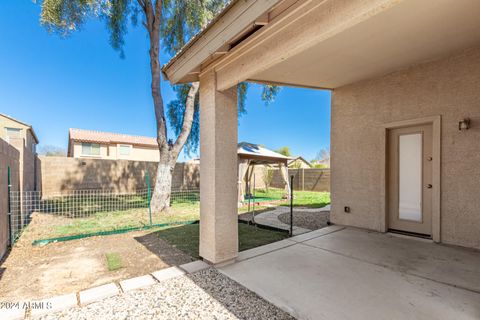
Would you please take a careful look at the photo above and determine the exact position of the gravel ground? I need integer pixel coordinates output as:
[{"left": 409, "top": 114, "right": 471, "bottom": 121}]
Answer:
[
  {"left": 37, "top": 268, "right": 294, "bottom": 320},
  {"left": 278, "top": 209, "right": 330, "bottom": 230}
]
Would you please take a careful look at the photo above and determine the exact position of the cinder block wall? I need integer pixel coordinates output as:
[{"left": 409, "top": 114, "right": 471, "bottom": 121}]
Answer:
[
  {"left": 0, "top": 138, "right": 20, "bottom": 259},
  {"left": 270, "top": 168, "right": 331, "bottom": 192},
  {"left": 9, "top": 138, "right": 37, "bottom": 192},
  {"left": 38, "top": 156, "right": 199, "bottom": 195}
]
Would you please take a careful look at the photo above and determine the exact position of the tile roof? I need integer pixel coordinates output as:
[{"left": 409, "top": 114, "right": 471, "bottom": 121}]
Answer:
[{"left": 69, "top": 128, "right": 157, "bottom": 147}]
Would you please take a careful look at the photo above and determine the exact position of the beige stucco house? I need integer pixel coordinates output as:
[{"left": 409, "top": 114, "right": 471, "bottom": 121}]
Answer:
[
  {"left": 0, "top": 113, "right": 38, "bottom": 192},
  {"left": 162, "top": 0, "right": 480, "bottom": 266},
  {"left": 0, "top": 114, "right": 39, "bottom": 257},
  {"left": 0, "top": 113, "right": 38, "bottom": 156},
  {"left": 288, "top": 156, "right": 312, "bottom": 169},
  {"left": 68, "top": 128, "right": 159, "bottom": 161}
]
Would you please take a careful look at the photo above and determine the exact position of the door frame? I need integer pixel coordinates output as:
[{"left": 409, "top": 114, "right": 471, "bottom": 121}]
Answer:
[{"left": 380, "top": 116, "right": 441, "bottom": 242}]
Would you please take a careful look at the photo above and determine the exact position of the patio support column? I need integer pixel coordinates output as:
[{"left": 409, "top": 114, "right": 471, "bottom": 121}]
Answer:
[{"left": 199, "top": 70, "right": 238, "bottom": 265}]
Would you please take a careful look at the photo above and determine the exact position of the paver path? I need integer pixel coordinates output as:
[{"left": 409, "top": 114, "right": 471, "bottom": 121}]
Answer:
[{"left": 242, "top": 205, "right": 330, "bottom": 236}]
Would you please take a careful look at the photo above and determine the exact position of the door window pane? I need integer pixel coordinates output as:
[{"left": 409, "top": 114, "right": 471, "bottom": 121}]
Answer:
[{"left": 398, "top": 133, "right": 422, "bottom": 221}]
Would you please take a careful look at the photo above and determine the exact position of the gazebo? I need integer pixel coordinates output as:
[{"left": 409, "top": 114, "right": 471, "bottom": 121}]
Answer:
[{"left": 237, "top": 142, "right": 290, "bottom": 205}]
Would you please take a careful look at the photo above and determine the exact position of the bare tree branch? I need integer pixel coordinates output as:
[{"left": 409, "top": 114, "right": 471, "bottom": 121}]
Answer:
[
  {"left": 172, "top": 82, "right": 199, "bottom": 161},
  {"left": 136, "top": 0, "right": 146, "bottom": 12}
]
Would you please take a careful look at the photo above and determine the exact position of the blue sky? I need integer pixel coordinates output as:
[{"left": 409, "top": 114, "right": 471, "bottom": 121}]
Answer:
[{"left": 0, "top": 1, "right": 330, "bottom": 161}]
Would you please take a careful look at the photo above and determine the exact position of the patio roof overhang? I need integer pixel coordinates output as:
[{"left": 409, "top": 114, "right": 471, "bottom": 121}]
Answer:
[{"left": 163, "top": 0, "right": 480, "bottom": 90}]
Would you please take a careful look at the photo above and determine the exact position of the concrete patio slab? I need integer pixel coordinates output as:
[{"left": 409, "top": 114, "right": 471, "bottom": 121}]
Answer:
[
  {"left": 303, "top": 227, "right": 480, "bottom": 293},
  {"left": 180, "top": 260, "right": 210, "bottom": 274},
  {"left": 288, "top": 225, "right": 344, "bottom": 243},
  {"left": 30, "top": 293, "right": 77, "bottom": 317},
  {"left": 79, "top": 283, "right": 119, "bottom": 306},
  {"left": 220, "top": 228, "right": 480, "bottom": 320},
  {"left": 119, "top": 275, "right": 156, "bottom": 292},
  {"left": 237, "top": 239, "right": 295, "bottom": 262},
  {"left": 151, "top": 266, "right": 186, "bottom": 281}
]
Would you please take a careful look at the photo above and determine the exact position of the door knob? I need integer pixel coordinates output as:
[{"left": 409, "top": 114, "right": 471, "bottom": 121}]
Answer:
[{"left": 426, "top": 184, "right": 433, "bottom": 189}]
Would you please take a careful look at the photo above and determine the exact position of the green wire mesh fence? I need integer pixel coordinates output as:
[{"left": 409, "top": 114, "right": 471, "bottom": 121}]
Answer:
[{"left": 8, "top": 188, "right": 200, "bottom": 244}]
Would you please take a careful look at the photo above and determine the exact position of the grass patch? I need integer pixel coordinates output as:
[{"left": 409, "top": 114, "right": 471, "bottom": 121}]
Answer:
[
  {"left": 52, "top": 207, "right": 199, "bottom": 238},
  {"left": 254, "top": 188, "right": 330, "bottom": 208},
  {"left": 38, "top": 201, "right": 271, "bottom": 239},
  {"left": 156, "top": 223, "right": 288, "bottom": 259},
  {"left": 28, "top": 189, "right": 328, "bottom": 240},
  {"left": 105, "top": 252, "right": 123, "bottom": 271}
]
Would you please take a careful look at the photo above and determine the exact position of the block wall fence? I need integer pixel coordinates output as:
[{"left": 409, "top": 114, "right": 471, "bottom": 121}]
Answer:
[
  {"left": 37, "top": 156, "right": 200, "bottom": 196},
  {"left": 0, "top": 139, "right": 20, "bottom": 259}
]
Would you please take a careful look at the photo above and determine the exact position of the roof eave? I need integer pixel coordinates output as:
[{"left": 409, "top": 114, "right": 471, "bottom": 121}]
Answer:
[{"left": 162, "top": 0, "right": 284, "bottom": 85}]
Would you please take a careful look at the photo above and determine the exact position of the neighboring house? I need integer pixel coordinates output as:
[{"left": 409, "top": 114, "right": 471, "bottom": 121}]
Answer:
[
  {"left": 68, "top": 128, "right": 159, "bottom": 162},
  {"left": 0, "top": 113, "right": 38, "bottom": 156},
  {"left": 0, "top": 113, "right": 39, "bottom": 192},
  {"left": 0, "top": 113, "right": 39, "bottom": 258},
  {"left": 288, "top": 156, "right": 312, "bottom": 169},
  {"left": 162, "top": 0, "right": 480, "bottom": 268}
]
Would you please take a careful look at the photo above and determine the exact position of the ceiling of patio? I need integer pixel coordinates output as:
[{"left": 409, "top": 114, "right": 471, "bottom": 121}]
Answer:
[{"left": 249, "top": 0, "right": 480, "bottom": 89}]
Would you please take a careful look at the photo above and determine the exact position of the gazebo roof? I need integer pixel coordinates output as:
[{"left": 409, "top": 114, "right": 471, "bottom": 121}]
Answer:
[{"left": 237, "top": 142, "right": 289, "bottom": 164}]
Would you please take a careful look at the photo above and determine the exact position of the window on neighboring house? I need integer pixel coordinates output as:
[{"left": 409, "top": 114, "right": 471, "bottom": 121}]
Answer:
[
  {"left": 31, "top": 143, "right": 36, "bottom": 154},
  {"left": 82, "top": 143, "right": 101, "bottom": 156},
  {"left": 5, "top": 127, "right": 21, "bottom": 142},
  {"left": 119, "top": 144, "right": 132, "bottom": 156}
]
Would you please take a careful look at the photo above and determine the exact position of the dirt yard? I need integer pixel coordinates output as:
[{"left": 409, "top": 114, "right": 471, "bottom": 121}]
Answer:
[{"left": 0, "top": 223, "right": 194, "bottom": 300}]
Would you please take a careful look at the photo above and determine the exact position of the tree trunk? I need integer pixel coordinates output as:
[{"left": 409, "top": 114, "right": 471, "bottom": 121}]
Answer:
[
  {"left": 142, "top": 1, "right": 200, "bottom": 213},
  {"left": 150, "top": 162, "right": 174, "bottom": 213}
]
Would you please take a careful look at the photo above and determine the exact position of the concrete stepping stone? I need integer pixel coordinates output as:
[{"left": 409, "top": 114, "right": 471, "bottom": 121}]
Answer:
[
  {"left": 180, "top": 260, "right": 210, "bottom": 274},
  {"left": 151, "top": 266, "right": 185, "bottom": 282},
  {"left": 79, "top": 283, "right": 119, "bottom": 306},
  {"left": 0, "top": 305, "right": 25, "bottom": 320},
  {"left": 29, "top": 293, "right": 77, "bottom": 317},
  {"left": 119, "top": 275, "right": 156, "bottom": 292}
]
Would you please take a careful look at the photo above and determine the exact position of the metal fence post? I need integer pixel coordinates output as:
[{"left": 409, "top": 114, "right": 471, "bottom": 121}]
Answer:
[
  {"left": 7, "top": 166, "right": 12, "bottom": 246},
  {"left": 302, "top": 168, "right": 305, "bottom": 191},
  {"left": 146, "top": 171, "right": 152, "bottom": 226},
  {"left": 290, "top": 174, "right": 294, "bottom": 237}
]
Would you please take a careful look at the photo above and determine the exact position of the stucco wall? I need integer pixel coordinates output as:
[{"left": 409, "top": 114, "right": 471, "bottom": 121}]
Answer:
[
  {"left": 38, "top": 156, "right": 199, "bottom": 196},
  {"left": 71, "top": 141, "right": 160, "bottom": 162},
  {"left": 0, "top": 138, "right": 20, "bottom": 260},
  {"left": 0, "top": 116, "right": 28, "bottom": 141},
  {"left": 331, "top": 46, "right": 480, "bottom": 249}
]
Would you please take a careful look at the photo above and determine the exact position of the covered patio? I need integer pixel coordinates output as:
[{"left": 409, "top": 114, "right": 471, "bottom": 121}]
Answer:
[
  {"left": 162, "top": 0, "right": 480, "bottom": 317},
  {"left": 220, "top": 226, "right": 480, "bottom": 320}
]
